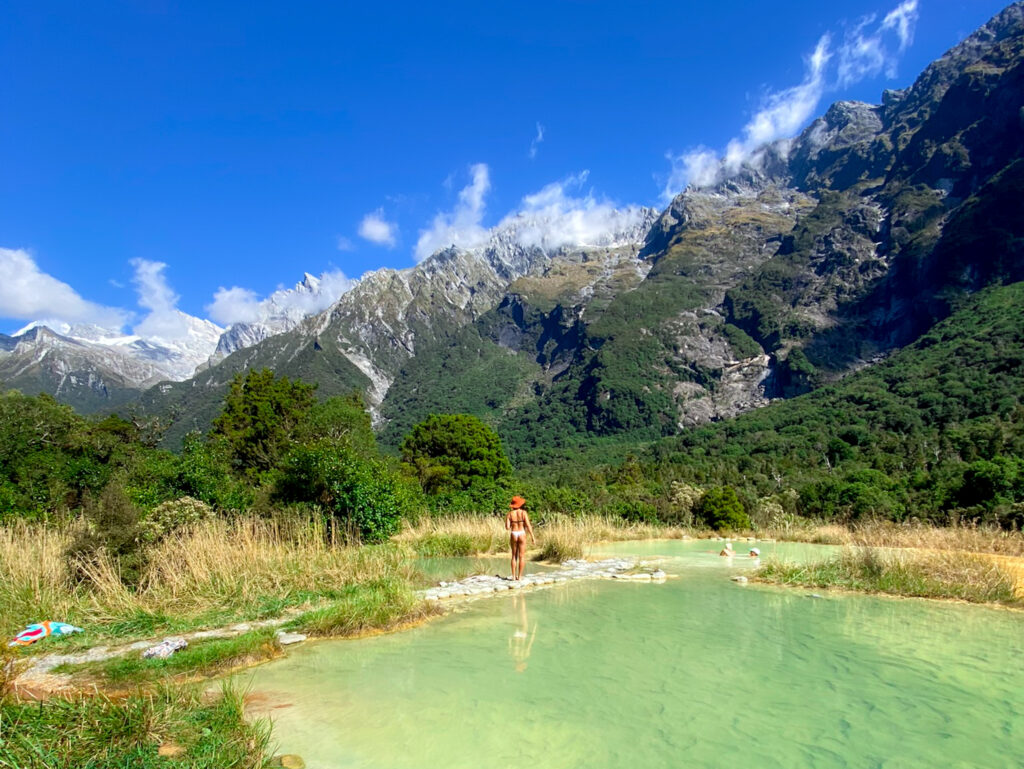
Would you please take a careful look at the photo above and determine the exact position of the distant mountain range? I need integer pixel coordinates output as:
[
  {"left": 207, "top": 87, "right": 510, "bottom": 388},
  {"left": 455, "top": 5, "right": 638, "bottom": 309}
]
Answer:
[{"left": 4, "top": 1, "right": 1023, "bottom": 459}]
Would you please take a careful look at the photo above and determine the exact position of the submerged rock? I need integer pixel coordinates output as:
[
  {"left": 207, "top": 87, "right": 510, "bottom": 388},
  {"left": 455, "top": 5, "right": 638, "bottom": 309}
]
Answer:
[{"left": 276, "top": 631, "right": 307, "bottom": 646}]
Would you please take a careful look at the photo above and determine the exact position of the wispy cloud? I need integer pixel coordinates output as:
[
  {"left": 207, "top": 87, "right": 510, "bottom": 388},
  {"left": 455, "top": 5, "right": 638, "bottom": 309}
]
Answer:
[
  {"left": 414, "top": 163, "right": 491, "bottom": 262},
  {"left": 358, "top": 210, "right": 397, "bottom": 247},
  {"left": 839, "top": 0, "right": 918, "bottom": 85},
  {"left": 528, "top": 122, "right": 545, "bottom": 159},
  {"left": 0, "top": 247, "right": 130, "bottom": 330},
  {"left": 336, "top": 236, "right": 355, "bottom": 252},
  {"left": 130, "top": 258, "right": 202, "bottom": 340},
  {"left": 662, "top": 0, "right": 919, "bottom": 199},
  {"left": 882, "top": 0, "right": 918, "bottom": 52},
  {"left": 498, "top": 172, "right": 650, "bottom": 250},
  {"left": 206, "top": 270, "right": 355, "bottom": 327}
]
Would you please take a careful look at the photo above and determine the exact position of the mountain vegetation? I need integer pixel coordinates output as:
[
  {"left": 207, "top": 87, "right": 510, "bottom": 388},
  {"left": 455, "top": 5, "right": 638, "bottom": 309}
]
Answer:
[{"left": 1, "top": 4, "right": 1023, "bottom": 534}]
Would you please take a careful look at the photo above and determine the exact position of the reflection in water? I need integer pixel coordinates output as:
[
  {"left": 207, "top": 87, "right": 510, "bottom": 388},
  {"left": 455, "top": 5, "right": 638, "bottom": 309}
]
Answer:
[
  {"left": 241, "top": 539, "right": 1024, "bottom": 769},
  {"left": 508, "top": 594, "right": 537, "bottom": 673}
]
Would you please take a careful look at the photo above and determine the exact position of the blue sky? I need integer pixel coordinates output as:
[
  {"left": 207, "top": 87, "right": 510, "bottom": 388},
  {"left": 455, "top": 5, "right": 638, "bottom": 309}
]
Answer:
[{"left": 0, "top": 0, "right": 1010, "bottom": 335}]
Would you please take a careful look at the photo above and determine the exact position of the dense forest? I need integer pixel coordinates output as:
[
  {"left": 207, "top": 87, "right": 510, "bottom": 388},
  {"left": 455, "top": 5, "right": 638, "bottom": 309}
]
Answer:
[{"left": 3, "top": 283, "right": 1023, "bottom": 552}]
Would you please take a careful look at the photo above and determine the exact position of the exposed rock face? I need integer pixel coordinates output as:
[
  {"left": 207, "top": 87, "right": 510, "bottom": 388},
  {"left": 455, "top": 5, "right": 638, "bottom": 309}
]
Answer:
[
  {"left": 21, "top": 3, "right": 1024, "bottom": 452},
  {"left": 209, "top": 272, "right": 354, "bottom": 361},
  {"left": 0, "top": 319, "right": 224, "bottom": 412}
]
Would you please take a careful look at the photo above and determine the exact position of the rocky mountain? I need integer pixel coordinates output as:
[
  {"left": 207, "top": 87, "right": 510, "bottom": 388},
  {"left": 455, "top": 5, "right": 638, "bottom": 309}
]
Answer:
[
  {"left": 386, "top": 1, "right": 1024, "bottom": 460},
  {"left": 130, "top": 209, "right": 658, "bottom": 446},
  {"left": 10, "top": 3, "right": 1024, "bottom": 461},
  {"left": 0, "top": 314, "right": 223, "bottom": 411},
  {"left": 207, "top": 271, "right": 355, "bottom": 363}
]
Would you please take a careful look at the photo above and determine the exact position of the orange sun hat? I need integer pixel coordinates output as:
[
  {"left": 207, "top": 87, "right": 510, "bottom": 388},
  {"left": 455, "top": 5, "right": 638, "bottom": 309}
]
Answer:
[{"left": 510, "top": 495, "right": 526, "bottom": 509}]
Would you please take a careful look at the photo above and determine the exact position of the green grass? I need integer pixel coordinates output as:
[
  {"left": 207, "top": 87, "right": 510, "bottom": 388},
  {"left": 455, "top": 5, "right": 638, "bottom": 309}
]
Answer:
[
  {"left": 756, "top": 547, "right": 1020, "bottom": 606},
  {"left": 53, "top": 629, "right": 282, "bottom": 685},
  {"left": 533, "top": 537, "right": 583, "bottom": 563},
  {"left": 0, "top": 683, "right": 269, "bottom": 768},
  {"left": 284, "top": 577, "right": 437, "bottom": 637},
  {"left": 412, "top": 532, "right": 489, "bottom": 557}
]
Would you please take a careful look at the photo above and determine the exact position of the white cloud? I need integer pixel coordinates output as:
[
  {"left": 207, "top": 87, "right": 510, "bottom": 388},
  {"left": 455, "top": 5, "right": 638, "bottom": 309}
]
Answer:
[
  {"left": 206, "top": 269, "right": 355, "bottom": 327},
  {"left": 839, "top": 1, "right": 919, "bottom": 85},
  {"left": 498, "top": 172, "right": 650, "bottom": 250},
  {"left": 528, "top": 122, "right": 545, "bottom": 159},
  {"left": 414, "top": 163, "right": 491, "bottom": 261},
  {"left": 358, "top": 210, "right": 397, "bottom": 247},
  {"left": 130, "top": 258, "right": 193, "bottom": 341},
  {"left": 661, "top": 0, "right": 920, "bottom": 199},
  {"left": 336, "top": 236, "right": 355, "bottom": 252},
  {"left": 0, "top": 247, "right": 130, "bottom": 330},
  {"left": 882, "top": 0, "right": 918, "bottom": 52},
  {"left": 206, "top": 286, "right": 262, "bottom": 325}
]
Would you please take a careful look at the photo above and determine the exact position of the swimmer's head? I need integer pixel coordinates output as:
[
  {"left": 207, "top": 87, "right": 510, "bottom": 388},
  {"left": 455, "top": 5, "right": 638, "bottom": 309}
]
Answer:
[{"left": 750, "top": 548, "right": 760, "bottom": 557}]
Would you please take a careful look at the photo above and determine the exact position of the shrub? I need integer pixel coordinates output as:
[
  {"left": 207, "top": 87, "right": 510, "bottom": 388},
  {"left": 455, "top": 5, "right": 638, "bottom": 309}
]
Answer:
[
  {"left": 696, "top": 486, "right": 751, "bottom": 531},
  {"left": 65, "top": 482, "right": 147, "bottom": 587},
  {"left": 141, "top": 497, "right": 216, "bottom": 544},
  {"left": 668, "top": 481, "right": 703, "bottom": 526},
  {"left": 615, "top": 500, "right": 659, "bottom": 525},
  {"left": 400, "top": 414, "right": 512, "bottom": 494},
  {"left": 278, "top": 443, "right": 407, "bottom": 543}
]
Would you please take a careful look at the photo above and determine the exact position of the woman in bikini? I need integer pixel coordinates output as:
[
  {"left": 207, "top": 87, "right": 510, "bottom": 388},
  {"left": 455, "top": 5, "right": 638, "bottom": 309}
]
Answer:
[{"left": 506, "top": 495, "right": 535, "bottom": 580}]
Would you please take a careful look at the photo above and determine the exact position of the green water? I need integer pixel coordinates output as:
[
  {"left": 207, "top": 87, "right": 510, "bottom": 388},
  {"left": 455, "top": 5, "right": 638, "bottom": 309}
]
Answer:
[{"left": 242, "top": 541, "right": 1022, "bottom": 768}]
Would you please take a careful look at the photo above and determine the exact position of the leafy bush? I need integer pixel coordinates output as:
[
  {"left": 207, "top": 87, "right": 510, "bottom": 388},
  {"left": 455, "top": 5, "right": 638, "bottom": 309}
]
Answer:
[
  {"left": 65, "top": 482, "right": 147, "bottom": 586},
  {"left": 614, "top": 500, "right": 659, "bottom": 525},
  {"left": 278, "top": 443, "right": 407, "bottom": 543},
  {"left": 212, "top": 369, "right": 316, "bottom": 476},
  {"left": 401, "top": 414, "right": 512, "bottom": 494},
  {"left": 668, "top": 481, "right": 704, "bottom": 526},
  {"left": 696, "top": 486, "right": 751, "bottom": 531},
  {"left": 141, "top": 496, "right": 216, "bottom": 544}
]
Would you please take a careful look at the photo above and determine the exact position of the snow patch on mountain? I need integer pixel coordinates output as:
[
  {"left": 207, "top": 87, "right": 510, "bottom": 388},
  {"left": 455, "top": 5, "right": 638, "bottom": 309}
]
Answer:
[{"left": 209, "top": 271, "right": 356, "bottom": 360}]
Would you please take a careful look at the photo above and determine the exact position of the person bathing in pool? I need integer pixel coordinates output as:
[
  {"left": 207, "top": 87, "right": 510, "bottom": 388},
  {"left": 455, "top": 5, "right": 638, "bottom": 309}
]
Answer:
[{"left": 506, "top": 495, "right": 535, "bottom": 580}]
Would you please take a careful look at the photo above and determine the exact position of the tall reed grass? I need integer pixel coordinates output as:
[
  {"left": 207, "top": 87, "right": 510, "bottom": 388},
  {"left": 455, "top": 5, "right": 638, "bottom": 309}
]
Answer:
[
  {"left": 0, "top": 517, "right": 418, "bottom": 641},
  {"left": 768, "top": 520, "right": 1024, "bottom": 556},
  {"left": 395, "top": 514, "right": 689, "bottom": 562},
  {"left": 757, "top": 546, "right": 1021, "bottom": 605}
]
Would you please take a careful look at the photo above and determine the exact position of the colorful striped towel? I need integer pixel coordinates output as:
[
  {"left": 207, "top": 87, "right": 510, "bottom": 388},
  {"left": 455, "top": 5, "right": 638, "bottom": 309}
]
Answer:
[{"left": 8, "top": 622, "right": 84, "bottom": 647}]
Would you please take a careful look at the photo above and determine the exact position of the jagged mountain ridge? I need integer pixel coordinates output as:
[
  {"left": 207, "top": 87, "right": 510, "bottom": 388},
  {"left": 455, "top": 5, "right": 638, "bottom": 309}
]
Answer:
[
  {"left": 385, "top": 1, "right": 1024, "bottom": 459},
  {"left": 0, "top": 314, "right": 224, "bottom": 411},
  {"left": 8, "top": 2, "right": 1024, "bottom": 459},
  {"left": 208, "top": 271, "right": 356, "bottom": 362},
  {"left": 129, "top": 209, "right": 658, "bottom": 446}
]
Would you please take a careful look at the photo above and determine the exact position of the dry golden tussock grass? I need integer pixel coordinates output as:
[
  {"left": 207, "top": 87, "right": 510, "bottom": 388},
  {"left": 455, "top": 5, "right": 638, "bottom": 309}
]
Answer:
[
  {"left": 0, "top": 517, "right": 417, "bottom": 638},
  {"left": 396, "top": 514, "right": 689, "bottom": 561},
  {"left": 768, "top": 520, "right": 1024, "bottom": 557}
]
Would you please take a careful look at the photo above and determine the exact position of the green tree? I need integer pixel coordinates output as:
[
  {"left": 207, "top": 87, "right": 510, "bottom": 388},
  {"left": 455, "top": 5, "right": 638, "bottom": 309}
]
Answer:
[
  {"left": 277, "top": 443, "right": 408, "bottom": 542},
  {"left": 65, "top": 481, "right": 147, "bottom": 586},
  {"left": 299, "top": 392, "right": 377, "bottom": 454},
  {"left": 400, "top": 414, "right": 512, "bottom": 494},
  {"left": 697, "top": 486, "right": 751, "bottom": 531},
  {"left": 211, "top": 369, "right": 316, "bottom": 475}
]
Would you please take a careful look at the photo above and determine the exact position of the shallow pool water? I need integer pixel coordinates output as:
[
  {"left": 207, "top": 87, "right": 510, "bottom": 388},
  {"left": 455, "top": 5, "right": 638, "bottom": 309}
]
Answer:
[{"left": 242, "top": 540, "right": 1022, "bottom": 768}]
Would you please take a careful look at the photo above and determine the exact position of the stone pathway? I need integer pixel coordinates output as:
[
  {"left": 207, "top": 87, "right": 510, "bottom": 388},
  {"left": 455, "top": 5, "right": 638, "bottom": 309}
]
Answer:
[
  {"left": 13, "top": 558, "right": 668, "bottom": 692},
  {"left": 13, "top": 618, "right": 291, "bottom": 693},
  {"left": 421, "top": 558, "right": 667, "bottom": 601}
]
